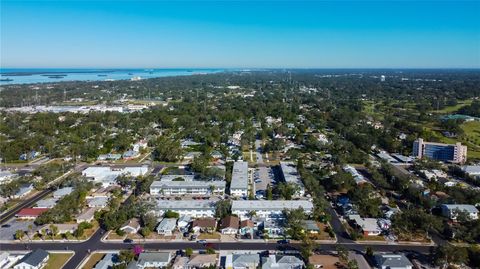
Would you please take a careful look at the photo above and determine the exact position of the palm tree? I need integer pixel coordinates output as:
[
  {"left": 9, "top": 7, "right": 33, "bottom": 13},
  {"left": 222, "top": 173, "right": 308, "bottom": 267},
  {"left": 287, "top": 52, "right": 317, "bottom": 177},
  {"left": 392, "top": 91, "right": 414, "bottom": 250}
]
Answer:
[{"left": 15, "top": 230, "right": 24, "bottom": 241}]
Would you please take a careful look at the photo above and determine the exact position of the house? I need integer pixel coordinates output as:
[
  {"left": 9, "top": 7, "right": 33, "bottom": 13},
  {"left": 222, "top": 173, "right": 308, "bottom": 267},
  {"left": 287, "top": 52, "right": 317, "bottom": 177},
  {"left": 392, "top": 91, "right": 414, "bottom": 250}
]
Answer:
[
  {"left": 15, "top": 208, "right": 48, "bottom": 220},
  {"left": 441, "top": 204, "right": 479, "bottom": 220},
  {"left": 150, "top": 180, "right": 226, "bottom": 196},
  {"left": 230, "top": 161, "right": 249, "bottom": 197},
  {"left": 123, "top": 150, "right": 140, "bottom": 160},
  {"left": 154, "top": 199, "right": 216, "bottom": 218},
  {"left": 231, "top": 254, "right": 260, "bottom": 269},
  {"left": 87, "top": 197, "right": 109, "bottom": 208},
  {"left": 220, "top": 216, "right": 239, "bottom": 235},
  {"left": 308, "top": 254, "right": 340, "bottom": 269},
  {"left": 348, "top": 215, "right": 382, "bottom": 236},
  {"left": 0, "top": 170, "right": 16, "bottom": 183},
  {"left": 231, "top": 200, "right": 314, "bottom": 220},
  {"left": 93, "top": 253, "right": 115, "bottom": 269},
  {"left": 76, "top": 208, "right": 96, "bottom": 223},
  {"left": 156, "top": 218, "right": 177, "bottom": 236},
  {"left": 261, "top": 255, "right": 304, "bottom": 269},
  {"left": 172, "top": 256, "right": 189, "bottom": 269},
  {"left": 40, "top": 224, "right": 78, "bottom": 235},
  {"left": 13, "top": 184, "right": 34, "bottom": 199},
  {"left": 263, "top": 219, "right": 285, "bottom": 238},
  {"left": 13, "top": 249, "right": 49, "bottom": 269},
  {"left": 239, "top": 219, "right": 255, "bottom": 236},
  {"left": 187, "top": 254, "right": 217, "bottom": 268},
  {"left": 120, "top": 218, "right": 141, "bottom": 234},
  {"left": 302, "top": 220, "right": 320, "bottom": 234},
  {"left": 137, "top": 252, "right": 172, "bottom": 268},
  {"left": 191, "top": 218, "right": 217, "bottom": 233},
  {"left": 177, "top": 216, "right": 191, "bottom": 232},
  {"left": 97, "top": 153, "right": 122, "bottom": 161},
  {"left": 374, "top": 253, "right": 413, "bottom": 269},
  {"left": 462, "top": 165, "right": 480, "bottom": 179},
  {"left": 343, "top": 165, "right": 368, "bottom": 185},
  {"left": 82, "top": 166, "right": 148, "bottom": 187},
  {"left": 52, "top": 187, "right": 73, "bottom": 199},
  {"left": 34, "top": 198, "right": 58, "bottom": 209},
  {"left": 279, "top": 162, "right": 305, "bottom": 197}
]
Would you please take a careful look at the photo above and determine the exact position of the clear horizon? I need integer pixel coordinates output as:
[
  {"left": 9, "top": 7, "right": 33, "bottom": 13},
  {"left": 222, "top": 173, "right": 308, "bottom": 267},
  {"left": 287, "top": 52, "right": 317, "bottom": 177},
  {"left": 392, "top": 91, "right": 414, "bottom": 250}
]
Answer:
[{"left": 1, "top": 0, "right": 479, "bottom": 68}]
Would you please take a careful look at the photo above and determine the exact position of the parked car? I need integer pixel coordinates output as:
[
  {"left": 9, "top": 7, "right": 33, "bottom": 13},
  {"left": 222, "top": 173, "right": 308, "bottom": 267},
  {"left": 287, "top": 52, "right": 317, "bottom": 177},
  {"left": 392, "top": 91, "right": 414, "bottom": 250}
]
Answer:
[
  {"left": 197, "top": 239, "right": 207, "bottom": 244},
  {"left": 277, "top": 239, "right": 290, "bottom": 244},
  {"left": 123, "top": 239, "right": 133, "bottom": 244}
]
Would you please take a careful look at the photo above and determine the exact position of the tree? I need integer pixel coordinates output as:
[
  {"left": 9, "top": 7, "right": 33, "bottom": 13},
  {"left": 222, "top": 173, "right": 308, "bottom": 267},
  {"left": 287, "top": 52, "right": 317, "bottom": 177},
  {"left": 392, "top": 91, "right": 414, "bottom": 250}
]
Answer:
[
  {"left": 284, "top": 208, "right": 306, "bottom": 240},
  {"left": 434, "top": 245, "right": 468, "bottom": 268},
  {"left": 140, "top": 227, "right": 151, "bottom": 238},
  {"left": 141, "top": 212, "right": 158, "bottom": 231},
  {"left": 185, "top": 248, "right": 193, "bottom": 257},
  {"left": 215, "top": 200, "right": 231, "bottom": 219},
  {"left": 336, "top": 245, "right": 349, "bottom": 264},
  {"left": 15, "top": 230, "right": 24, "bottom": 240},
  {"left": 164, "top": 210, "right": 180, "bottom": 219},
  {"left": 299, "top": 238, "right": 317, "bottom": 260},
  {"left": 206, "top": 247, "right": 215, "bottom": 254},
  {"left": 266, "top": 184, "right": 273, "bottom": 200},
  {"left": 118, "top": 249, "right": 135, "bottom": 263},
  {"left": 49, "top": 224, "right": 58, "bottom": 240}
]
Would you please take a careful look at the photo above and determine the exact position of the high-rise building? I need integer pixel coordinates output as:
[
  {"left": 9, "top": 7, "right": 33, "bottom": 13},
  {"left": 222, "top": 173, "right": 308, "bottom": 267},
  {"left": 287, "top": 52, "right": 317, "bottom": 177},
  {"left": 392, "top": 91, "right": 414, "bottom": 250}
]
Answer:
[{"left": 413, "top": 138, "right": 467, "bottom": 164}]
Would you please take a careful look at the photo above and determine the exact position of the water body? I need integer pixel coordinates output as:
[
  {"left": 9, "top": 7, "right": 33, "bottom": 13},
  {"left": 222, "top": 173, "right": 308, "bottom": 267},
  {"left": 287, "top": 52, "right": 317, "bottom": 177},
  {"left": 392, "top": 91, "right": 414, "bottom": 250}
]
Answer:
[{"left": 0, "top": 68, "right": 224, "bottom": 85}]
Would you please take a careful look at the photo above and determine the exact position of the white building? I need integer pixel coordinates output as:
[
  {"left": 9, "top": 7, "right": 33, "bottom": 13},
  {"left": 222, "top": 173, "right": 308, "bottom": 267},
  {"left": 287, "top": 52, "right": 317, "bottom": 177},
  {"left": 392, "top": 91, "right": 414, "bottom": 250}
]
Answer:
[
  {"left": 230, "top": 161, "right": 249, "bottom": 197},
  {"left": 441, "top": 204, "right": 479, "bottom": 220},
  {"left": 279, "top": 162, "right": 305, "bottom": 197},
  {"left": 462, "top": 165, "right": 480, "bottom": 179},
  {"left": 231, "top": 200, "right": 314, "bottom": 220},
  {"left": 348, "top": 215, "right": 382, "bottom": 236},
  {"left": 136, "top": 252, "right": 172, "bottom": 269},
  {"left": 154, "top": 199, "right": 216, "bottom": 218},
  {"left": 150, "top": 180, "right": 225, "bottom": 196},
  {"left": 13, "top": 249, "right": 49, "bottom": 269},
  {"left": 156, "top": 218, "right": 177, "bottom": 236},
  {"left": 0, "top": 170, "right": 16, "bottom": 183},
  {"left": 82, "top": 166, "right": 148, "bottom": 187}
]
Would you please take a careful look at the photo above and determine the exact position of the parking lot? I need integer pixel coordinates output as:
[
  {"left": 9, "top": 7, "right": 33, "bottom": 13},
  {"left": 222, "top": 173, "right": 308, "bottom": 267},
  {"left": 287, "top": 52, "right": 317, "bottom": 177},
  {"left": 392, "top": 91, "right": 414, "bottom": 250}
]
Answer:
[
  {"left": 0, "top": 219, "right": 37, "bottom": 240},
  {"left": 253, "top": 167, "right": 275, "bottom": 198}
]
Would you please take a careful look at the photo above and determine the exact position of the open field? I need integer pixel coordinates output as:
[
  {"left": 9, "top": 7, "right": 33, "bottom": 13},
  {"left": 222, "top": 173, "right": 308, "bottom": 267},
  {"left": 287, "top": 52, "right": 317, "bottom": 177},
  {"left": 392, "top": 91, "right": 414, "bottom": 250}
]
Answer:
[
  {"left": 434, "top": 100, "right": 473, "bottom": 114},
  {"left": 44, "top": 253, "right": 73, "bottom": 269},
  {"left": 81, "top": 253, "right": 105, "bottom": 269}
]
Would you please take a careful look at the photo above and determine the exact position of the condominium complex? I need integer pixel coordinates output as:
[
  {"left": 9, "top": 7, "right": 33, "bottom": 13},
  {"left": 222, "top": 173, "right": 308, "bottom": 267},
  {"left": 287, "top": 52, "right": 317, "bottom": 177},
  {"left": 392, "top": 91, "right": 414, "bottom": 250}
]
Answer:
[
  {"left": 230, "top": 161, "right": 249, "bottom": 197},
  {"left": 154, "top": 199, "right": 216, "bottom": 218},
  {"left": 279, "top": 162, "right": 305, "bottom": 196},
  {"left": 412, "top": 138, "right": 467, "bottom": 164},
  {"left": 231, "top": 200, "right": 314, "bottom": 220},
  {"left": 150, "top": 180, "right": 226, "bottom": 196}
]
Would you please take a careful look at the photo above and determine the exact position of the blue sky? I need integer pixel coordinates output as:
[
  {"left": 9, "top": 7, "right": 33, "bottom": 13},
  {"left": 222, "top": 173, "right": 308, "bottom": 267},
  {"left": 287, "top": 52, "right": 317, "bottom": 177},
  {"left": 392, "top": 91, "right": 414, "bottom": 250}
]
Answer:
[{"left": 1, "top": 0, "right": 479, "bottom": 68}]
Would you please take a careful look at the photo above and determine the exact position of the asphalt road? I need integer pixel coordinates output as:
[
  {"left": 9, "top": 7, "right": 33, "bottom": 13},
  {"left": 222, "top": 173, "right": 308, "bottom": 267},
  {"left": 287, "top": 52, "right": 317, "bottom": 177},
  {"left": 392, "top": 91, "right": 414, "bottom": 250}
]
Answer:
[{"left": 0, "top": 226, "right": 434, "bottom": 269}]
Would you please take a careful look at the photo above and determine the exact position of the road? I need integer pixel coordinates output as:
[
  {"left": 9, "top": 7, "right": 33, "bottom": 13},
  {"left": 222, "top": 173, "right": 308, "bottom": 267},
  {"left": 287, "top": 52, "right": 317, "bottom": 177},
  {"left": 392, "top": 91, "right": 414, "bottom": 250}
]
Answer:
[{"left": 0, "top": 226, "right": 433, "bottom": 269}]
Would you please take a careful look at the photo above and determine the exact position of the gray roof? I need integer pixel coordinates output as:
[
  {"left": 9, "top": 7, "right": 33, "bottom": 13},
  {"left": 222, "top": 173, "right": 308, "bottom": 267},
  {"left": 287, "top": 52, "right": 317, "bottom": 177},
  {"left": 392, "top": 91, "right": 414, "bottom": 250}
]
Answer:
[
  {"left": 442, "top": 204, "right": 479, "bottom": 213},
  {"left": 53, "top": 187, "right": 73, "bottom": 197},
  {"left": 232, "top": 200, "right": 314, "bottom": 212},
  {"left": 462, "top": 165, "right": 480, "bottom": 174},
  {"left": 156, "top": 199, "right": 216, "bottom": 211},
  {"left": 159, "top": 175, "right": 195, "bottom": 182},
  {"left": 17, "top": 249, "right": 49, "bottom": 267},
  {"left": 280, "top": 162, "right": 304, "bottom": 187},
  {"left": 156, "top": 218, "right": 177, "bottom": 231},
  {"left": 94, "top": 253, "right": 114, "bottom": 269},
  {"left": 375, "top": 253, "right": 413, "bottom": 268},
  {"left": 262, "top": 255, "right": 304, "bottom": 269},
  {"left": 232, "top": 254, "right": 260, "bottom": 267},
  {"left": 35, "top": 198, "right": 58, "bottom": 208},
  {"left": 231, "top": 161, "right": 248, "bottom": 190},
  {"left": 302, "top": 220, "right": 320, "bottom": 231}
]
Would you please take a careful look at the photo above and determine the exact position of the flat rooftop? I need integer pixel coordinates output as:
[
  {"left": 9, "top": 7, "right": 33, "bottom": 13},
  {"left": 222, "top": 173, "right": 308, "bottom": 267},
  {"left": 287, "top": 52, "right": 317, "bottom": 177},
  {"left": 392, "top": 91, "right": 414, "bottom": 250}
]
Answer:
[
  {"left": 232, "top": 200, "right": 313, "bottom": 211},
  {"left": 231, "top": 161, "right": 248, "bottom": 190}
]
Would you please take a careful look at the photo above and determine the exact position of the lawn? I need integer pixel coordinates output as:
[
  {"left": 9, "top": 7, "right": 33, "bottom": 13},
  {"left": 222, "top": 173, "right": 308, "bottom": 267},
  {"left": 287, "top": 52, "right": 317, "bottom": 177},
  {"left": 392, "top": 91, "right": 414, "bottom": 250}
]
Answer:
[
  {"left": 81, "top": 253, "right": 105, "bottom": 269},
  {"left": 44, "top": 253, "right": 73, "bottom": 269},
  {"left": 434, "top": 100, "right": 473, "bottom": 114},
  {"left": 426, "top": 121, "right": 480, "bottom": 160},
  {"left": 198, "top": 232, "right": 221, "bottom": 240}
]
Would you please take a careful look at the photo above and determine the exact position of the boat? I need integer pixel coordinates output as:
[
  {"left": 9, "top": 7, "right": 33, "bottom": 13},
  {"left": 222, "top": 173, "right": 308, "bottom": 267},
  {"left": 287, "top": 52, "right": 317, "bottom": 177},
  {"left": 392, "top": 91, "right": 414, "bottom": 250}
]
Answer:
[{"left": 0, "top": 78, "right": 13, "bottom": 82}]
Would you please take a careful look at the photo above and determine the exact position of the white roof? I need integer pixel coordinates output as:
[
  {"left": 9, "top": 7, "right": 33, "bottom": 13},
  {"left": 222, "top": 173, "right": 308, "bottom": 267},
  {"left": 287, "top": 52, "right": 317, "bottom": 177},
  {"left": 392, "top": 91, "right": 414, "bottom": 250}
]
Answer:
[
  {"left": 87, "top": 197, "right": 109, "bottom": 207},
  {"left": 349, "top": 215, "right": 381, "bottom": 233},
  {"left": 156, "top": 218, "right": 177, "bottom": 231},
  {"left": 442, "top": 204, "right": 479, "bottom": 213},
  {"left": 53, "top": 187, "right": 73, "bottom": 197},
  {"left": 156, "top": 199, "right": 216, "bottom": 210},
  {"left": 159, "top": 175, "right": 195, "bottom": 181},
  {"left": 462, "top": 165, "right": 480, "bottom": 175},
  {"left": 280, "top": 162, "right": 304, "bottom": 187},
  {"left": 232, "top": 200, "right": 314, "bottom": 212},
  {"left": 231, "top": 161, "right": 248, "bottom": 190},
  {"left": 151, "top": 180, "right": 225, "bottom": 189}
]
